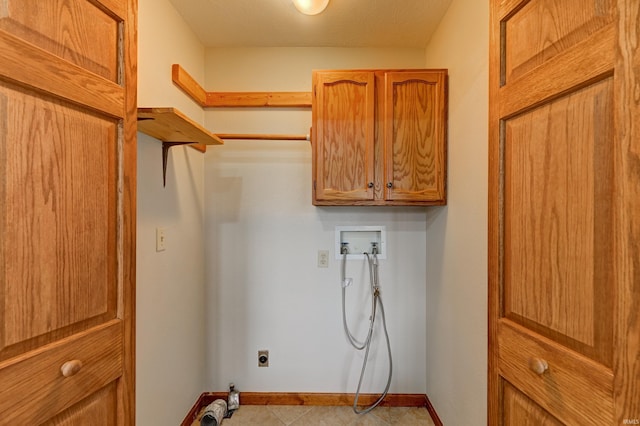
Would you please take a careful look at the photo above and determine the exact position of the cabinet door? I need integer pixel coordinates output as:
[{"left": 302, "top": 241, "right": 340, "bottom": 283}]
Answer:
[
  {"left": 383, "top": 71, "right": 446, "bottom": 202},
  {"left": 489, "top": 0, "right": 639, "bottom": 424},
  {"left": 312, "top": 71, "right": 375, "bottom": 203},
  {"left": 0, "top": 0, "right": 136, "bottom": 424}
]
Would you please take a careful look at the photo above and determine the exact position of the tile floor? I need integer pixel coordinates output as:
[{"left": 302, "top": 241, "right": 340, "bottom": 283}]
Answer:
[{"left": 192, "top": 404, "right": 435, "bottom": 426}]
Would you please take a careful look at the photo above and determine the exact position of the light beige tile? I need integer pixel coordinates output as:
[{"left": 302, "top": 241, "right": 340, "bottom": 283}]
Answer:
[
  {"left": 289, "top": 406, "right": 356, "bottom": 426},
  {"left": 368, "top": 407, "right": 411, "bottom": 424},
  {"left": 191, "top": 404, "right": 434, "bottom": 426},
  {"left": 348, "top": 411, "right": 390, "bottom": 426},
  {"left": 267, "top": 405, "right": 314, "bottom": 425},
  {"left": 221, "top": 405, "right": 285, "bottom": 425},
  {"left": 391, "top": 407, "right": 435, "bottom": 426}
]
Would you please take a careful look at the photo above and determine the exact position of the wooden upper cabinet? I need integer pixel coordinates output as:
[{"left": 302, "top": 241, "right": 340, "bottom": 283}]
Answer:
[
  {"left": 312, "top": 69, "right": 447, "bottom": 206},
  {"left": 312, "top": 71, "right": 376, "bottom": 202}
]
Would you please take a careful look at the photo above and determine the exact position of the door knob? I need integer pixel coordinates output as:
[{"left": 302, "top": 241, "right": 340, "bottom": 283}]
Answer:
[
  {"left": 528, "top": 357, "right": 548, "bottom": 375},
  {"left": 61, "top": 359, "right": 83, "bottom": 377},
  {"left": 386, "top": 182, "right": 393, "bottom": 188}
]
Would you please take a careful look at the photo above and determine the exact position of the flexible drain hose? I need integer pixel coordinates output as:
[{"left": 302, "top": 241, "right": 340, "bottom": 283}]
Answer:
[{"left": 341, "top": 251, "right": 393, "bottom": 415}]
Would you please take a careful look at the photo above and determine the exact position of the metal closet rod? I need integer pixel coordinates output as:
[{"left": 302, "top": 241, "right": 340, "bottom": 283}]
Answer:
[{"left": 216, "top": 133, "right": 310, "bottom": 141}]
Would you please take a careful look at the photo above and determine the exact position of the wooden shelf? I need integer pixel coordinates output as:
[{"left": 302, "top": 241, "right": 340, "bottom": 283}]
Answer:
[
  {"left": 137, "top": 107, "right": 224, "bottom": 147},
  {"left": 137, "top": 107, "right": 223, "bottom": 187},
  {"left": 172, "top": 64, "right": 311, "bottom": 108}
]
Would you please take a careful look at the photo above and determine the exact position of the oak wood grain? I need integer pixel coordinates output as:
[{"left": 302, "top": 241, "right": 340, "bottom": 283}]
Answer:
[
  {"left": 613, "top": 1, "right": 640, "bottom": 422},
  {"left": 137, "top": 107, "right": 224, "bottom": 146},
  {"left": 503, "top": 0, "right": 613, "bottom": 83},
  {"left": 489, "top": 0, "right": 639, "bottom": 424},
  {"left": 0, "top": 0, "right": 137, "bottom": 423},
  {"left": 384, "top": 71, "right": 446, "bottom": 202},
  {"left": 120, "top": 1, "right": 137, "bottom": 423},
  {"left": 0, "top": 0, "right": 120, "bottom": 82},
  {"left": 0, "top": 321, "right": 122, "bottom": 425},
  {"left": 312, "top": 69, "right": 447, "bottom": 206},
  {"left": 1, "top": 81, "right": 118, "bottom": 357},
  {"left": 312, "top": 70, "right": 375, "bottom": 202},
  {"left": 498, "top": 320, "right": 613, "bottom": 425},
  {"left": 172, "top": 64, "right": 207, "bottom": 106},
  {"left": 499, "top": 25, "right": 615, "bottom": 120},
  {"left": 172, "top": 63, "right": 312, "bottom": 108},
  {"left": 503, "top": 382, "right": 563, "bottom": 425},
  {"left": 206, "top": 91, "right": 311, "bottom": 108},
  {"left": 503, "top": 78, "right": 614, "bottom": 363},
  {"left": 46, "top": 383, "right": 118, "bottom": 426},
  {"left": 0, "top": 29, "right": 124, "bottom": 119},
  {"left": 216, "top": 133, "right": 308, "bottom": 141}
]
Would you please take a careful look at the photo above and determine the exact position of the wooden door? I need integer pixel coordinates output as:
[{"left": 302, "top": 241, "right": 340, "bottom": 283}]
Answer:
[
  {"left": 489, "top": 0, "right": 639, "bottom": 424},
  {"left": 383, "top": 71, "right": 447, "bottom": 203},
  {"left": 0, "top": 0, "right": 137, "bottom": 424},
  {"left": 312, "top": 70, "right": 375, "bottom": 203}
]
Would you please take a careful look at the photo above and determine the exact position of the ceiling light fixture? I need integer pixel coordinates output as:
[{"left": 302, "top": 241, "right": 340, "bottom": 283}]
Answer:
[{"left": 292, "top": 0, "right": 330, "bottom": 15}]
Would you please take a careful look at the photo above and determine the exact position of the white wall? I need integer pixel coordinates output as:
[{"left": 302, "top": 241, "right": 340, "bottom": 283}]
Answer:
[
  {"left": 137, "top": 0, "right": 208, "bottom": 424},
  {"left": 203, "top": 48, "right": 430, "bottom": 394},
  {"left": 424, "top": 0, "right": 489, "bottom": 424}
]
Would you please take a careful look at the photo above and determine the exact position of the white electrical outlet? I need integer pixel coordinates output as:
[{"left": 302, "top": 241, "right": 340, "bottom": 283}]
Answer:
[
  {"left": 318, "top": 250, "right": 329, "bottom": 268},
  {"left": 156, "top": 227, "right": 166, "bottom": 252}
]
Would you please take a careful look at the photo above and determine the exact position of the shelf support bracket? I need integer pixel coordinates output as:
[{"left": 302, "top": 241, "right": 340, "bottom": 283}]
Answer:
[{"left": 162, "top": 142, "right": 192, "bottom": 187}]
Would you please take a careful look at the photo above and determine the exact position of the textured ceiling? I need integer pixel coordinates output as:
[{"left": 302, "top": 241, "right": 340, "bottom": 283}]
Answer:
[{"left": 169, "top": 0, "right": 453, "bottom": 48}]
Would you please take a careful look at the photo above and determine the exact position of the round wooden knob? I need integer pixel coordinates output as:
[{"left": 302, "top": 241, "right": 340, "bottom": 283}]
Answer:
[
  {"left": 529, "top": 357, "right": 548, "bottom": 375},
  {"left": 61, "top": 359, "right": 83, "bottom": 377}
]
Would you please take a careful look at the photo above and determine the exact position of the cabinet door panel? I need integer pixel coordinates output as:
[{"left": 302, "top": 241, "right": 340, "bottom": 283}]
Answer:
[
  {"left": 384, "top": 71, "right": 446, "bottom": 203},
  {"left": 313, "top": 71, "right": 375, "bottom": 202}
]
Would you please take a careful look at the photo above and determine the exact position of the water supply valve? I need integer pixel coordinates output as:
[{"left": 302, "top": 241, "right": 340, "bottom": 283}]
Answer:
[{"left": 335, "top": 226, "right": 386, "bottom": 260}]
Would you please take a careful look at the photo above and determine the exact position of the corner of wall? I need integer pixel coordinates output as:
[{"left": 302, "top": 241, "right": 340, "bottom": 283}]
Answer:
[
  {"left": 136, "top": 1, "right": 208, "bottom": 424},
  {"left": 423, "top": 0, "right": 489, "bottom": 423}
]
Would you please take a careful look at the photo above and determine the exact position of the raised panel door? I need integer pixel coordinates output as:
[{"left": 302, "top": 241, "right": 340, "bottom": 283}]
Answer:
[
  {"left": 0, "top": 0, "right": 136, "bottom": 423},
  {"left": 489, "top": 0, "right": 639, "bottom": 424}
]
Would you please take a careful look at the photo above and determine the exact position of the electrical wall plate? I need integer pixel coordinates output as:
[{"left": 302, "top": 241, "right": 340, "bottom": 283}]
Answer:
[
  {"left": 318, "top": 250, "right": 330, "bottom": 267},
  {"left": 335, "top": 225, "right": 386, "bottom": 260},
  {"left": 258, "top": 350, "right": 269, "bottom": 367},
  {"left": 156, "top": 227, "right": 167, "bottom": 252}
]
